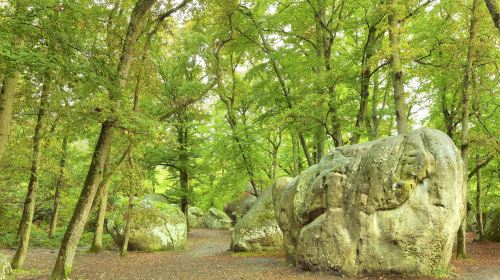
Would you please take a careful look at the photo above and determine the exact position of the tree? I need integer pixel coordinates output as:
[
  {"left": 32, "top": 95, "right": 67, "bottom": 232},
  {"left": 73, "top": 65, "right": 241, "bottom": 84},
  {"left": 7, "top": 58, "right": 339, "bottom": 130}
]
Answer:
[{"left": 457, "top": 0, "right": 480, "bottom": 260}]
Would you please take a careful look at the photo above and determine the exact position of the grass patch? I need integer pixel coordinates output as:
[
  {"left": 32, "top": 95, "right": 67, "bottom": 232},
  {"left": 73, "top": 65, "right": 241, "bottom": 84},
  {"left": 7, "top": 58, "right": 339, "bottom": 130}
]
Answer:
[
  {"left": 231, "top": 250, "right": 284, "bottom": 257},
  {"left": 431, "top": 267, "right": 451, "bottom": 278},
  {"left": 12, "top": 268, "right": 41, "bottom": 277}
]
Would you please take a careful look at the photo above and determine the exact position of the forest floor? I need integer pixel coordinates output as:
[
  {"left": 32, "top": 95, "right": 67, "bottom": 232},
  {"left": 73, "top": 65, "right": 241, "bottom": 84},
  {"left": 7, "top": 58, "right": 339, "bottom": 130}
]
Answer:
[{"left": 1, "top": 230, "right": 499, "bottom": 280}]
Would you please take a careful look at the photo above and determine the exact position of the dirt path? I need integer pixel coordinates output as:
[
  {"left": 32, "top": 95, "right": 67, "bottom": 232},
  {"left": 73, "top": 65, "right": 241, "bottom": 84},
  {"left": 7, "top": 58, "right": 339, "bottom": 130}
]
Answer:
[{"left": 1, "top": 229, "right": 499, "bottom": 279}]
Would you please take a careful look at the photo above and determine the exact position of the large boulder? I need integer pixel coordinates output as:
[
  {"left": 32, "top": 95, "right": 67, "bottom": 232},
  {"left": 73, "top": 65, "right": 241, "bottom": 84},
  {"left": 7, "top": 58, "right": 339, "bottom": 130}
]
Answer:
[
  {"left": 0, "top": 253, "right": 12, "bottom": 280},
  {"left": 231, "top": 177, "right": 293, "bottom": 252},
  {"left": 224, "top": 191, "right": 258, "bottom": 225},
  {"left": 107, "top": 194, "right": 187, "bottom": 251},
  {"left": 485, "top": 208, "right": 500, "bottom": 241},
  {"left": 188, "top": 206, "right": 205, "bottom": 228},
  {"left": 273, "top": 128, "right": 466, "bottom": 277},
  {"left": 202, "top": 208, "right": 231, "bottom": 230}
]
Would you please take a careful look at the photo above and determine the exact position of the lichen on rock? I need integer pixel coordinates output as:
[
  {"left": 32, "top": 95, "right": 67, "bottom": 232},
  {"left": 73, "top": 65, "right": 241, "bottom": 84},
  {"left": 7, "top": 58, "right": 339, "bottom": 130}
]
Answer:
[
  {"left": 202, "top": 207, "right": 232, "bottom": 230},
  {"left": 231, "top": 177, "right": 293, "bottom": 252},
  {"left": 273, "top": 128, "right": 466, "bottom": 277},
  {"left": 107, "top": 194, "right": 187, "bottom": 251},
  {"left": 0, "top": 253, "right": 12, "bottom": 280}
]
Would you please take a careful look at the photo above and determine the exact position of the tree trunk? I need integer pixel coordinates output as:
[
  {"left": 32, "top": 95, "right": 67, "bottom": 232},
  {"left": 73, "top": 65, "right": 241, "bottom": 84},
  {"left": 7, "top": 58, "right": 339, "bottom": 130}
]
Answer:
[
  {"left": 121, "top": 192, "right": 135, "bottom": 257},
  {"left": 352, "top": 26, "right": 377, "bottom": 144},
  {"left": 388, "top": 0, "right": 408, "bottom": 135},
  {"left": 50, "top": 122, "right": 113, "bottom": 279},
  {"left": 90, "top": 158, "right": 111, "bottom": 252},
  {"left": 457, "top": 0, "right": 479, "bottom": 260},
  {"left": 178, "top": 123, "right": 189, "bottom": 231},
  {"left": 0, "top": 70, "right": 19, "bottom": 161},
  {"left": 50, "top": 1, "right": 156, "bottom": 278},
  {"left": 11, "top": 82, "right": 49, "bottom": 269},
  {"left": 484, "top": 0, "right": 500, "bottom": 31},
  {"left": 291, "top": 133, "right": 299, "bottom": 175},
  {"left": 314, "top": 126, "right": 324, "bottom": 163},
  {"left": 475, "top": 155, "right": 485, "bottom": 241},
  {"left": 0, "top": 1, "right": 23, "bottom": 161},
  {"left": 49, "top": 136, "right": 68, "bottom": 239}
]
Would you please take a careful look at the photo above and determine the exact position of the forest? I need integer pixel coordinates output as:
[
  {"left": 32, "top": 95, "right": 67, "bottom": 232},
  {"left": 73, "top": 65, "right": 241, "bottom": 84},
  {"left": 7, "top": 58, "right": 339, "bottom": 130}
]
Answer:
[{"left": 0, "top": 0, "right": 498, "bottom": 279}]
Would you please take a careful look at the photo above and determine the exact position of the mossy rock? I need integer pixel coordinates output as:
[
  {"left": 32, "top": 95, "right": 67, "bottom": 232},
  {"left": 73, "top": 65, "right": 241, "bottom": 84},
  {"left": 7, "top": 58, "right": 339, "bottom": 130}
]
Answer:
[
  {"left": 485, "top": 208, "right": 500, "bottom": 242},
  {"left": 202, "top": 208, "right": 231, "bottom": 230},
  {"left": 0, "top": 253, "right": 12, "bottom": 280},
  {"left": 231, "top": 178, "right": 293, "bottom": 252},
  {"left": 273, "top": 128, "right": 467, "bottom": 277},
  {"left": 107, "top": 194, "right": 187, "bottom": 251},
  {"left": 188, "top": 207, "right": 205, "bottom": 228}
]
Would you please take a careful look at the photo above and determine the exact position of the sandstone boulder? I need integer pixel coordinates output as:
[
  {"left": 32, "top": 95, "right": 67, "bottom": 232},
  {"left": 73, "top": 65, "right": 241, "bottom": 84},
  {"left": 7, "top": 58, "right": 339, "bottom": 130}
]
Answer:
[
  {"left": 202, "top": 208, "right": 231, "bottom": 230},
  {"left": 0, "top": 253, "right": 11, "bottom": 280},
  {"left": 273, "top": 128, "right": 466, "bottom": 277},
  {"left": 107, "top": 194, "right": 187, "bottom": 251},
  {"left": 485, "top": 208, "right": 500, "bottom": 242},
  {"left": 188, "top": 206, "right": 205, "bottom": 228},
  {"left": 231, "top": 177, "right": 293, "bottom": 252},
  {"left": 224, "top": 191, "right": 257, "bottom": 225}
]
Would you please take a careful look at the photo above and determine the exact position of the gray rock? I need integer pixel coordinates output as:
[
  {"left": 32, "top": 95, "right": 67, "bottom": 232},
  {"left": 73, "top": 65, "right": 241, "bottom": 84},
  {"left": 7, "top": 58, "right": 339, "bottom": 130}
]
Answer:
[
  {"left": 188, "top": 206, "right": 205, "bottom": 228},
  {"left": 202, "top": 207, "right": 231, "bottom": 230},
  {"left": 485, "top": 208, "right": 500, "bottom": 242},
  {"left": 0, "top": 253, "right": 12, "bottom": 280},
  {"left": 224, "top": 192, "right": 258, "bottom": 225},
  {"left": 231, "top": 177, "right": 293, "bottom": 252},
  {"left": 107, "top": 194, "right": 187, "bottom": 251},
  {"left": 273, "top": 128, "right": 466, "bottom": 277}
]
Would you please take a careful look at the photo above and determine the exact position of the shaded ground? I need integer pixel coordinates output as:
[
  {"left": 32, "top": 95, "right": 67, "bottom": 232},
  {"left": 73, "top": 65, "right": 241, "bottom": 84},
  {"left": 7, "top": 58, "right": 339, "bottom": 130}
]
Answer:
[{"left": 1, "top": 230, "right": 499, "bottom": 279}]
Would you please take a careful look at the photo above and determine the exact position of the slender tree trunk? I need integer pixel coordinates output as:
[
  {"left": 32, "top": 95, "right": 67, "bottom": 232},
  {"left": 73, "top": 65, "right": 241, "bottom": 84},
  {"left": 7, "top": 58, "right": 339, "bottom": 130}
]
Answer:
[
  {"left": 49, "top": 136, "right": 68, "bottom": 238},
  {"left": 291, "top": 133, "right": 299, "bottom": 175},
  {"left": 352, "top": 26, "right": 377, "bottom": 144},
  {"left": 121, "top": 191, "right": 135, "bottom": 257},
  {"left": 314, "top": 126, "right": 324, "bottom": 163},
  {"left": 457, "top": 0, "right": 479, "bottom": 260},
  {"left": 0, "top": 70, "right": 19, "bottom": 161},
  {"left": 90, "top": 158, "right": 111, "bottom": 252},
  {"left": 178, "top": 123, "right": 189, "bottom": 231},
  {"left": 50, "top": 123, "right": 113, "bottom": 278},
  {"left": 10, "top": 81, "right": 49, "bottom": 269},
  {"left": 0, "top": 1, "right": 23, "bottom": 161},
  {"left": 388, "top": 0, "right": 408, "bottom": 135},
  {"left": 475, "top": 155, "right": 485, "bottom": 241},
  {"left": 484, "top": 0, "right": 500, "bottom": 31},
  {"left": 50, "top": 1, "right": 157, "bottom": 278}
]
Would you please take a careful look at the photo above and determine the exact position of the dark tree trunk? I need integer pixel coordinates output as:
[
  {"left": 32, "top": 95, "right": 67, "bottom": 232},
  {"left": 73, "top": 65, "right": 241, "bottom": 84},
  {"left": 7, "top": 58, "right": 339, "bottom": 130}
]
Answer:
[
  {"left": 484, "top": 0, "right": 500, "bottom": 31},
  {"left": 475, "top": 155, "right": 485, "bottom": 241}
]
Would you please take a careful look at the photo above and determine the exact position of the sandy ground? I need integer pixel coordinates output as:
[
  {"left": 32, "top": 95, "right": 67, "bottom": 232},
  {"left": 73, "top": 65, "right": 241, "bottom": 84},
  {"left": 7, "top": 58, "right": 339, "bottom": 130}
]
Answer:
[{"left": 1, "top": 229, "right": 499, "bottom": 280}]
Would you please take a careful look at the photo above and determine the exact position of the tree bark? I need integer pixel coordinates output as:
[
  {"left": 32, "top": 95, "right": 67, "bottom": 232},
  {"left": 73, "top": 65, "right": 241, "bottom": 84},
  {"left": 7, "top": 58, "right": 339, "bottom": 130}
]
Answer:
[
  {"left": 0, "top": 70, "right": 19, "bottom": 161},
  {"left": 457, "top": 0, "right": 479, "bottom": 260},
  {"left": 0, "top": 2, "right": 23, "bottom": 161},
  {"left": 484, "top": 0, "right": 500, "bottom": 31},
  {"left": 49, "top": 136, "right": 68, "bottom": 239},
  {"left": 388, "top": 0, "right": 408, "bottom": 135},
  {"left": 90, "top": 157, "right": 111, "bottom": 252},
  {"left": 352, "top": 26, "right": 377, "bottom": 144},
  {"left": 475, "top": 155, "right": 485, "bottom": 241},
  {"left": 121, "top": 191, "right": 135, "bottom": 257},
  {"left": 10, "top": 81, "right": 49, "bottom": 269},
  {"left": 178, "top": 122, "right": 189, "bottom": 231}
]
